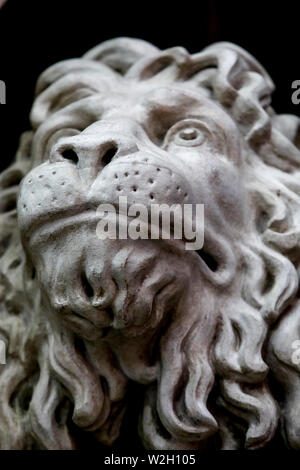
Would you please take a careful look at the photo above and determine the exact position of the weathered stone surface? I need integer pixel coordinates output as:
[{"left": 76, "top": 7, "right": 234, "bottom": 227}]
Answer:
[{"left": 1, "top": 37, "right": 300, "bottom": 449}]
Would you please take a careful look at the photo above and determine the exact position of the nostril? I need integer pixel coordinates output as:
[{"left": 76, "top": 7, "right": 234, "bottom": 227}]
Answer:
[
  {"left": 81, "top": 272, "right": 94, "bottom": 299},
  {"left": 61, "top": 149, "right": 79, "bottom": 165},
  {"left": 102, "top": 145, "right": 118, "bottom": 166}
]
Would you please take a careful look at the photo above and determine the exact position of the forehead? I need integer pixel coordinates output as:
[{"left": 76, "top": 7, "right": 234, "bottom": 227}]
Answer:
[
  {"left": 83, "top": 80, "right": 237, "bottom": 138},
  {"left": 96, "top": 80, "right": 233, "bottom": 125}
]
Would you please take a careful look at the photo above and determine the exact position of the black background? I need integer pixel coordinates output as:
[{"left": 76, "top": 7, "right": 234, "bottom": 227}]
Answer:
[{"left": 0, "top": 0, "right": 300, "bottom": 173}]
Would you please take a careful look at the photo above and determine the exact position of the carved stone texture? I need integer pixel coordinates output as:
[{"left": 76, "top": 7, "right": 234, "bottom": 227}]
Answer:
[{"left": 1, "top": 37, "right": 300, "bottom": 450}]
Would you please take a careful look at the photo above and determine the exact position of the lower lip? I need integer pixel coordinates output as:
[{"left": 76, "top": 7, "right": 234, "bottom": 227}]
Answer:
[{"left": 27, "top": 210, "right": 188, "bottom": 256}]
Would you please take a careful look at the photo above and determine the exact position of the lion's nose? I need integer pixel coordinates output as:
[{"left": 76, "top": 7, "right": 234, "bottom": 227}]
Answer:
[
  {"left": 58, "top": 142, "right": 120, "bottom": 166},
  {"left": 51, "top": 135, "right": 139, "bottom": 184}
]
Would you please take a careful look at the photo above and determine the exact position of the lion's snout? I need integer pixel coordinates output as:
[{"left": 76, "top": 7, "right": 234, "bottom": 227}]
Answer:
[
  {"left": 88, "top": 153, "right": 192, "bottom": 209},
  {"left": 49, "top": 120, "right": 194, "bottom": 208},
  {"left": 18, "top": 141, "right": 193, "bottom": 239}
]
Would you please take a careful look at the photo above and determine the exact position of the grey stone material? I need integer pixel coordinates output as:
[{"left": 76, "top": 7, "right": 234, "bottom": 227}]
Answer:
[{"left": 1, "top": 37, "right": 300, "bottom": 449}]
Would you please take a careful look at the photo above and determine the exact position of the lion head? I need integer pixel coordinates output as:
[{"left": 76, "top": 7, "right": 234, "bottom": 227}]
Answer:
[{"left": 1, "top": 37, "right": 300, "bottom": 450}]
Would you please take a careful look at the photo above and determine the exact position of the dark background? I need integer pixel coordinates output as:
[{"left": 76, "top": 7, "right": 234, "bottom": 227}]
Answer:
[{"left": 0, "top": 0, "right": 300, "bottom": 172}]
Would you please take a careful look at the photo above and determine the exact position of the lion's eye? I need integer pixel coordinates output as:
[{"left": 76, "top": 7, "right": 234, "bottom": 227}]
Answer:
[
  {"left": 163, "top": 120, "right": 207, "bottom": 148},
  {"left": 177, "top": 128, "right": 204, "bottom": 144}
]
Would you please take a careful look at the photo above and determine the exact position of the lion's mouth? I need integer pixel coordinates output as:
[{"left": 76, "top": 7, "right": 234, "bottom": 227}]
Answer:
[{"left": 25, "top": 205, "right": 192, "bottom": 256}]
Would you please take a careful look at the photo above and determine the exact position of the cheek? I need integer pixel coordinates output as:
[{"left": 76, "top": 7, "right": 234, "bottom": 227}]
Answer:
[
  {"left": 206, "top": 162, "right": 248, "bottom": 227},
  {"left": 176, "top": 149, "right": 247, "bottom": 228},
  {"left": 211, "top": 167, "right": 247, "bottom": 223},
  {"left": 18, "top": 162, "right": 86, "bottom": 237}
]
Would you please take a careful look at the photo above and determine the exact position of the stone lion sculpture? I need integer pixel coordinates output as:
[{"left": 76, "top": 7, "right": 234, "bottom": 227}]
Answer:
[{"left": 1, "top": 37, "right": 300, "bottom": 450}]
